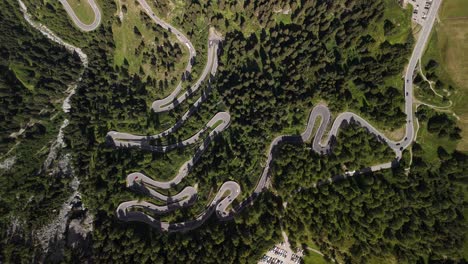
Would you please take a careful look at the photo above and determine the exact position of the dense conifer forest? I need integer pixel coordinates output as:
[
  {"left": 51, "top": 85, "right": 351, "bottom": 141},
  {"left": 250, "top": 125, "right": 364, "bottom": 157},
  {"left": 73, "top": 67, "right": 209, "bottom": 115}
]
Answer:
[{"left": 0, "top": 0, "right": 466, "bottom": 263}]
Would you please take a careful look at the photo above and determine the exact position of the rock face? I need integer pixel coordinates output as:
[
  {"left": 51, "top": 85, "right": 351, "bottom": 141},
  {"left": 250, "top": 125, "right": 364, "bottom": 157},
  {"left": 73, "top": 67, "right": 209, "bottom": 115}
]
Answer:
[
  {"left": 34, "top": 155, "right": 93, "bottom": 262},
  {"left": 67, "top": 211, "right": 94, "bottom": 250},
  {"left": 0, "top": 156, "right": 16, "bottom": 171},
  {"left": 36, "top": 189, "right": 94, "bottom": 262},
  {"left": 16, "top": 1, "right": 95, "bottom": 261}
]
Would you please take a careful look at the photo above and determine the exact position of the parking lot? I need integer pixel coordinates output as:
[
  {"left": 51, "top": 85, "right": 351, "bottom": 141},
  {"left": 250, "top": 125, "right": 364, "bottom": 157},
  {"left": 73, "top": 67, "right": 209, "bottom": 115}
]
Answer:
[
  {"left": 407, "top": 0, "right": 434, "bottom": 25},
  {"left": 259, "top": 242, "right": 304, "bottom": 264}
]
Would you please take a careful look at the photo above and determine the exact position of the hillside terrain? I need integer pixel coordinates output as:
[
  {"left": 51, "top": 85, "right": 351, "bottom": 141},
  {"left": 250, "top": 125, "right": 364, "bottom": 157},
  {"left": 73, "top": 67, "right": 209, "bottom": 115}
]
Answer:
[{"left": 0, "top": 0, "right": 467, "bottom": 263}]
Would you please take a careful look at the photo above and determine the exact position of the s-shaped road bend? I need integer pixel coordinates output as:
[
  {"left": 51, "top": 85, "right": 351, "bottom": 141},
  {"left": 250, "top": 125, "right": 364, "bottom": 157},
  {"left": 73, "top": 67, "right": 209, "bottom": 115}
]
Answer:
[
  {"left": 59, "top": 0, "right": 101, "bottom": 32},
  {"left": 107, "top": 0, "right": 442, "bottom": 232}
]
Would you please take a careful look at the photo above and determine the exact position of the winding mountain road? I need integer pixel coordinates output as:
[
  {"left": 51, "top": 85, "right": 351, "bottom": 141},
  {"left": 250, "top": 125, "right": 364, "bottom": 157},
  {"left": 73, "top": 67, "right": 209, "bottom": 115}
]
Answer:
[
  {"left": 87, "top": 0, "right": 442, "bottom": 232},
  {"left": 59, "top": 0, "right": 101, "bottom": 32},
  {"left": 151, "top": 32, "right": 221, "bottom": 112},
  {"left": 116, "top": 181, "right": 241, "bottom": 232},
  {"left": 109, "top": 112, "right": 230, "bottom": 152}
]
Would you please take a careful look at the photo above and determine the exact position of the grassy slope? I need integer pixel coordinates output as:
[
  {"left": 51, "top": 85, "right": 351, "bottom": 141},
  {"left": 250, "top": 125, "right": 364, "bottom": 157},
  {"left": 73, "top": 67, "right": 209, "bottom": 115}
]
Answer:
[
  {"left": 441, "top": 0, "right": 468, "bottom": 18},
  {"left": 65, "top": 0, "right": 96, "bottom": 24},
  {"left": 9, "top": 63, "right": 37, "bottom": 91},
  {"left": 112, "top": 0, "right": 188, "bottom": 101},
  {"left": 415, "top": 115, "right": 458, "bottom": 164},
  {"left": 143, "top": 0, "right": 210, "bottom": 82},
  {"left": 303, "top": 240, "right": 331, "bottom": 264},
  {"left": 419, "top": 0, "right": 468, "bottom": 259},
  {"left": 421, "top": 0, "right": 468, "bottom": 151},
  {"left": 370, "top": 0, "right": 414, "bottom": 45},
  {"left": 303, "top": 253, "right": 329, "bottom": 264}
]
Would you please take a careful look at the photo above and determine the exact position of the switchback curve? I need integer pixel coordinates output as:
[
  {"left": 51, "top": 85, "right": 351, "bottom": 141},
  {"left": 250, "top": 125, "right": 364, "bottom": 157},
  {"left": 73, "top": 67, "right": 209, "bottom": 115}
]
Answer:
[
  {"left": 59, "top": 0, "right": 101, "bottom": 32},
  {"left": 111, "top": 0, "right": 442, "bottom": 232}
]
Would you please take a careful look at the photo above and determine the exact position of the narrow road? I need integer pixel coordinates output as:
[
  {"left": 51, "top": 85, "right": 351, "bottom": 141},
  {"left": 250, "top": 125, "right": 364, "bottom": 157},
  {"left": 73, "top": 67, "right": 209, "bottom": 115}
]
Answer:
[
  {"left": 136, "top": 0, "right": 224, "bottom": 113},
  {"left": 120, "top": 112, "right": 230, "bottom": 190},
  {"left": 109, "top": 112, "right": 230, "bottom": 151},
  {"left": 399, "top": 0, "right": 442, "bottom": 149},
  {"left": 59, "top": 0, "right": 101, "bottom": 32},
  {"left": 151, "top": 34, "right": 221, "bottom": 112},
  {"left": 105, "top": 0, "right": 442, "bottom": 232},
  {"left": 116, "top": 181, "right": 240, "bottom": 232}
]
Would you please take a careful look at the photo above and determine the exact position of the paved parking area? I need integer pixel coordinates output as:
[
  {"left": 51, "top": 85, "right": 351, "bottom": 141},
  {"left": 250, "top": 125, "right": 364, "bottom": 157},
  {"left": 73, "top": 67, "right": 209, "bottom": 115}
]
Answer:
[
  {"left": 407, "top": 0, "right": 435, "bottom": 25},
  {"left": 259, "top": 242, "right": 304, "bottom": 264},
  {"left": 258, "top": 231, "right": 305, "bottom": 264}
]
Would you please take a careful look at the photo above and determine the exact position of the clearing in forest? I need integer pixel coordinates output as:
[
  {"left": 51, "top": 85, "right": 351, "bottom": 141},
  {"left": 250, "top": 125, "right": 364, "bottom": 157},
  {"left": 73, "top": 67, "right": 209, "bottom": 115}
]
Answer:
[{"left": 422, "top": 0, "right": 468, "bottom": 151}]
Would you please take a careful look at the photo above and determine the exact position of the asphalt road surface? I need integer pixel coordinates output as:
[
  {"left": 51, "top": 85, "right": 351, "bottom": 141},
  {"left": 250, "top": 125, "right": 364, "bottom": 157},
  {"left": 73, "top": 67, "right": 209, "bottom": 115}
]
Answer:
[
  {"left": 136, "top": 0, "right": 224, "bottom": 113},
  {"left": 59, "top": 0, "right": 101, "bottom": 32},
  {"left": 103, "top": 0, "right": 442, "bottom": 231},
  {"left": 122, "top": 112, "right": 230, "bottom": 189},
  {"left": 116, "top": 181, "right": 240, "bottom": 232},
  {"left": 109, "top": 112, "right": 230, "bottom": 152},
  {"left": 151, "top": 34, "right": 221, "bottom": 112}
]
